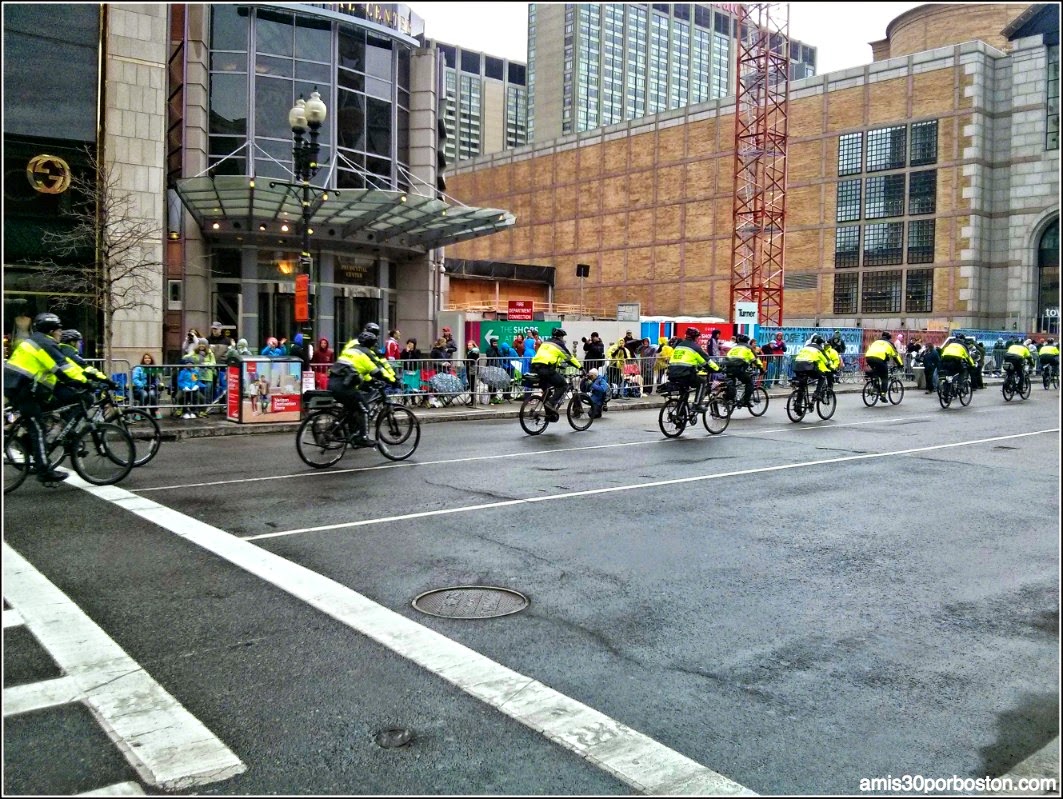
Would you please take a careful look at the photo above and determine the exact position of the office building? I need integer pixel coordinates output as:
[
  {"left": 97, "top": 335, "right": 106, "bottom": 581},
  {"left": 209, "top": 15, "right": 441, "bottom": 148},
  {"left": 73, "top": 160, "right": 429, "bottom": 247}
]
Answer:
[{"left": 528, "top": 2, "right": 816, "bottom": 143}]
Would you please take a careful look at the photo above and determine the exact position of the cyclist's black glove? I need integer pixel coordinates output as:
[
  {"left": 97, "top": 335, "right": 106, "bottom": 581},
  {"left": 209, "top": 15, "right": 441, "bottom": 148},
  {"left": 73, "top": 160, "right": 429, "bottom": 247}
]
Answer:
[{"left": 106, "top": 378, "right": 121, "bottom": 391}]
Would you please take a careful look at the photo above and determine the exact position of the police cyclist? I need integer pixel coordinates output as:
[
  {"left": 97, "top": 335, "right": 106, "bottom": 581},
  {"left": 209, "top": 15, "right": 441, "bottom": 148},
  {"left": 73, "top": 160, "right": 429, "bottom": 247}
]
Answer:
[
  {"left": 57, "top": 330, "right": 119, "bottom": 408},
  {"left": 666, "top": 327, "right": 720, "bottom": 411},
  {"left": 822, "top": 336, "right": 843, "bottom": 393},
  {"left": 3, "top": 313, "right": 94, "bottom": 483},
  {"left": 1038, "top": 338, "right": 1059, "bottom": 381},
  {"left": 864, "top": 331, "right": 903, "bottom": 400},
  {"left": 327, "top": 328, "right": 398, "bottom": 446},
  {"left": 1003, "top": 338, "right": 1035, "bottom": 389},
  {"left": 792, "top": 334, "right": 831, "bottom": 400},
  {"left": 722, "top": 333, "right": 763, "bottom": 408},
  {"left": 939, "top": 335, "right": 976, "bottom": 388},
  {"left": 530, "top": 328, "right": 582, "bottom": 421}
]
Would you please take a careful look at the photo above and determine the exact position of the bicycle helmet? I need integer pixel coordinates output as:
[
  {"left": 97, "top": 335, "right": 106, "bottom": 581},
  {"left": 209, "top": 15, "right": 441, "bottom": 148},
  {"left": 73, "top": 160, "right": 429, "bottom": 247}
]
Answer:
[
  {"left": 357, "top": 331, "right": 378, "bottom": 347},
  {"left": 734, "top": 333, "right": 749, "bottom": 344},
  {"left": 807, "top": 334, "right": 824, "bottom": 347},
  {"left": 60, "top": 329, "right": 83, "bottom": 344},
  {"left": 1024, "top": 339, "right": 1033, "bottom": 346},
  {"left": 685, "top": 327, "right": 701, "bottom": 339},
  {"left": 552, "top": 328, "right": 567, "bottom": 338},
  {"left": 880, "top": 331, "right": 892, "bottom": 340},
  {"left": 362, "top": 322, "right": 381, "bottom": 336},
  {"left": 33, "top": 312, "right": 62, "bottom": 334}
]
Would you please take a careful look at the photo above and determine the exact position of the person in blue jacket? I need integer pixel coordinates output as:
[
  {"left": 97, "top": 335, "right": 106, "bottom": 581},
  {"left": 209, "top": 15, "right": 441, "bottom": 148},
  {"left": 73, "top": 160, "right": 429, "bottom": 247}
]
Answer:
[
  {"left": 260, "top": 337, "right": 286, "bottom": 357},
  {"left": 586, "top": 368, "right": 610, "bottom": 418},
  {"left": 176, "top": 364, "right": 202, "bottom": 419},
  {"left": 520, "top": 336, "right": 536, "bottom": 394},
  {"left": 498, "top": 337, "right": 519, "bottom": 378}
]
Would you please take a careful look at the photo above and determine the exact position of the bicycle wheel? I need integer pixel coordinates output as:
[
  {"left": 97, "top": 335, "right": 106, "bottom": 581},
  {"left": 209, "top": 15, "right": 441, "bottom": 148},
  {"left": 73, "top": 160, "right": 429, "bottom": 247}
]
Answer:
[
  {"left": 70, "top": 423, "right": 134, "bottom": 485},
  {"left": 888, "top": 378, "right": 905, "bottom": 405},
  {"left": 1043, "top": 370, "right": 1051, "bottom": 390},
  {"left": 567, "top": 392, "right": 594, "bottom": 431},
  {"left": 1019, "top": 374, "right": 1032, "bottom": 400},
  {"left": 119, "top": 409, "right": 162, "bottom": 467},
  {"left": 746, "top": 386, "right": 769, "bottom": 417},
  {"left": 658, "top": 398, "right": 686, "bottom": 438},
  {"left": 786, "top": 389, "right": 807, "bottom": 422},
  {"left": 519, "top": 395, "right": 550, "bottom": 436},
  {"left": 3, "top": 431, "right": 30, "bottom": 494},
  {"left": 816, "top": 388, "right": 837, "bottom": 420},
  {"left": 296, "top": 409, "right": 348, "bottom": 468},
  {"left": 1002, "top": 379, "right": 1014, "bottom": 402},
  {"left": 376, "top": 405, "right": 420, "bottom": 461},
  {"left": 862, "top": 381, "right": 879, "bottom": 407},
  {"left": 957, "top": 378, "right": 973, "bottom": 407},
  {"left": 702, "top": 395, "right": 730, "bottom": 435},
  {"left": 938, "top": 380, "right": 952, "bottom": 408}
]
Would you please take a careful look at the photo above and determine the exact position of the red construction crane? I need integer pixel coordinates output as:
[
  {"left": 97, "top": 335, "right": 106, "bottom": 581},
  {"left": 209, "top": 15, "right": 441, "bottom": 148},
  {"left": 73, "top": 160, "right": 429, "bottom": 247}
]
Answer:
[{"left": 729, "top": 2, "right": 790, "bottom": 328}]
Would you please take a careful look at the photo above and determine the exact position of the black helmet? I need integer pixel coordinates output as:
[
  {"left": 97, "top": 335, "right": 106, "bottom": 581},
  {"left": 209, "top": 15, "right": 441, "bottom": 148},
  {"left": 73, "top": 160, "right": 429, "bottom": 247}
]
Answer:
[
  {"left": 357, "top": 331, "right": 378, "bottom": 347},
  {"left": 734, "top": 333, "right": 749, "bottom": 344},
  {"left": 685, "top": 327, "right": 701, "bottom": 339},
  {"left": 60, "top": 329, "right": 83, "bottom": 344},
  {"left": 881, "top": 331, "right": 892, "bottom": 340},
  {"left": 33, "top": 312, "right": 62, "bottom": 334},
  {"left": 552, "top": 328, "right": 567, "bottom": 338},
  {"left": 362, "top": 322, "right": 381, "bottom": 336},
  {"left": 808, "top": 334, "right": 824, "bottom": 347}
]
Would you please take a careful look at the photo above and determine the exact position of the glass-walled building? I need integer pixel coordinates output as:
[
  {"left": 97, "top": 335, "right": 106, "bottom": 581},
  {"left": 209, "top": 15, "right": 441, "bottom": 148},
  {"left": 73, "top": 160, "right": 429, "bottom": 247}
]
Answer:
[{"left": 169, "top": 3, "right": 513, "bottom": 360}]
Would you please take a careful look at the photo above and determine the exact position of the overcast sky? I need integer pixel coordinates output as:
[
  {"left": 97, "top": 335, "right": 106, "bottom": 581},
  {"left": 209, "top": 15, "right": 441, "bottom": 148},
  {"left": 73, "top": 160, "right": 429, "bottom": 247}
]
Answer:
[{"left": 406, "top": 2, "right": 926, "bottom": 75}]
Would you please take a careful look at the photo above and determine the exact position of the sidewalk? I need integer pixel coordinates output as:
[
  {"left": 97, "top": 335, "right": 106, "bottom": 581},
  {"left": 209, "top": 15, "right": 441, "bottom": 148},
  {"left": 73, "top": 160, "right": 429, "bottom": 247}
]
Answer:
[{"left": 153, "top": 375, "right": 1003, "bottom": 441}]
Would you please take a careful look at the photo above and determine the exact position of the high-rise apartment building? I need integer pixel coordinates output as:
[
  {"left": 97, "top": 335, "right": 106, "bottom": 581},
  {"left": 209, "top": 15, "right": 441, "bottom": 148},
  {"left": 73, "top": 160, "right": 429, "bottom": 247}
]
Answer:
[
  {"left": 428, "top": 40, "right": 529, "bottom": 166},
  {"left": 528, "top": 2, "right": 816, "bottom": 142}
]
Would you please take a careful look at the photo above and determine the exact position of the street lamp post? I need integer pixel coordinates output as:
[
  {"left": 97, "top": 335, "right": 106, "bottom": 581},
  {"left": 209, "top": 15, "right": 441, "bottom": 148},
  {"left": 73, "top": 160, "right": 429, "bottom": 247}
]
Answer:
[{"left": 284, "top": 88, "right": 327, "bottom": 334}]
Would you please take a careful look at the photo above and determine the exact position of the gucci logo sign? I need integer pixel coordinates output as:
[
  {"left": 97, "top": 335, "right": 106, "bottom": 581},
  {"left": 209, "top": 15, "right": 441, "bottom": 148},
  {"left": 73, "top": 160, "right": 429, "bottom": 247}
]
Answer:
[{"left": 26, "top": 154, "right": 72, "bottom": 194}]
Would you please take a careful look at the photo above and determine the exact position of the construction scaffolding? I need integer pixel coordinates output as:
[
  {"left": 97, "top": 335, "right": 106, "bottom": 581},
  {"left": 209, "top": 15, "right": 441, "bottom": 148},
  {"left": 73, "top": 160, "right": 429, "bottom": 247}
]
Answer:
[{"left": 730, "top": 2, "right": 790, "bottom": 327}]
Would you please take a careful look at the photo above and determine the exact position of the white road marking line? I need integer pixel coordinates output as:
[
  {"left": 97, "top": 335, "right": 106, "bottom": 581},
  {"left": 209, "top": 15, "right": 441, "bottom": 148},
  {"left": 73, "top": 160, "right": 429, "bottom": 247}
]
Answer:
[
  {"left": 253, "top": 429, "right": 1058, "bottom": 540},
  {"left": 3, "top": 607, "right": 25, "bottom": 628},
  {"left": 67, "top": 477, "right": 756, "bottom": 797},
  {"left": 76, "top": 782, "right": 146, "bottom": 796},
  {"left": 135, "top": 410, "right": 990, "bottom": 493},
  {"left": 2, "top": 543, "right": 247, "bottom": 791},
  {"left": 3, "top": 676, "right": 82, "bottom": 716}
]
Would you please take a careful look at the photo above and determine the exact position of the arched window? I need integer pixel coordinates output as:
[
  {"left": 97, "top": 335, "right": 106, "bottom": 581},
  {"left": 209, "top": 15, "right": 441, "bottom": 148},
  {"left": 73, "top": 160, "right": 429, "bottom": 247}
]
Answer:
[{"left": 1038, "top": 218, "right": 1059, "bottom": 334}]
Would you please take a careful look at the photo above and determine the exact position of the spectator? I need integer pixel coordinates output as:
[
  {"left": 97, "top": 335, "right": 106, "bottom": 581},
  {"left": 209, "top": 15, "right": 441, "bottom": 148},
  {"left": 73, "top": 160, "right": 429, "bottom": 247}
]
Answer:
[
  {"left": 311, "top": 337, "right": 335, "bottom": 366},
  {"left": 260, "top": 337, "right": 285, "bottom": 357},
  {"left": 442, "top": 327, "right": 458, "bottom": 359},
  {"left": 706, "top": 329, "right": 723, "bottom": 358},
  {"left": 399, "top": 338, "right": 424, "bottom": 403},
  {"left": 512, "top": 333, "right": 525, "bottom": 359},
  {"left": 183, "top": 328, "right": 201, "bottom": 357},
  {"left": 188, "top": 338, "right": 217, "bottom": 415},
  {"left": 385, "top": 329, "right": 402, "bottom": 361},
  {"left": 586, "top": 368, "right": 610, "bottom": 418},
  {"left": 762, "top": 332, "right": 787, "bottom": 388},
  {"left": 132, "top": 353, "right": 161, "bottom": 418},
  {"left": 498, "top": 336, "right": 519, "bottom": 380},
  {"left": 426, "top": 337, "right": 449, "bottom": 407},
  {"left": 921, "top": 343, "right": 941, "bottom": 393},
  {"left": 638, "top": 337, "right": 656, "bottom": 393},
  {"left": 607, "top": 336, "right": 628, "bottom": 389},
  {"left": 992, "top": 338, "right": 1006, "bottom": 375},
  {"left": 289, "top": 333, "right": 311, "bottom": 372},
  {"left": 827, "top": 329, "right": 846, "bottom": 355},
  {"left": 520, "top": 335, "right": 536, "bottom": 393},
  {"left": 526, "top": 327, "right": 543, "bottom": 351},
  {"left": 623, "top": 330, "right": 641, "bottom": 358},
  {"left": 654, "top": 336, "right": 673, "bottom": 390},
  {"left": 465, "top": 340, "right": 482, "bottom": 405},
  {"left": 484, "top": 336, "right": 507, "bottom": 404},
  {"left": 176, "top": 363, "right": 203, "bottom": 419},
  {"left": 225, "top": 338, "right": 253, "bottom": 364},
  {"left": 905, "top": 337, "right": 922, "bottom": 379},
  {"left": 583, "top": 332, "right": 605, "bottom": 372}
]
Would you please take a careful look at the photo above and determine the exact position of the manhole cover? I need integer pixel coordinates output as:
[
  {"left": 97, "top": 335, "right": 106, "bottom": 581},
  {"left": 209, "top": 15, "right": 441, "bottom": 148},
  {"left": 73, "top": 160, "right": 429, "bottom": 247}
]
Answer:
[{"left": 412, "top": 586, "right": 529, "bottom": 619}]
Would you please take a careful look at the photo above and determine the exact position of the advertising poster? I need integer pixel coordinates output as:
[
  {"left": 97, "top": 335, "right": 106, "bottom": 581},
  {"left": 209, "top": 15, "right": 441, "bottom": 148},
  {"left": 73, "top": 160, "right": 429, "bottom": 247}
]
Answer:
[
  {"left": 239, "top": 359, "right": 304, "bottom": 424},
  {"left": 226, "top": 366, "right": 241, "bottom": 421}
]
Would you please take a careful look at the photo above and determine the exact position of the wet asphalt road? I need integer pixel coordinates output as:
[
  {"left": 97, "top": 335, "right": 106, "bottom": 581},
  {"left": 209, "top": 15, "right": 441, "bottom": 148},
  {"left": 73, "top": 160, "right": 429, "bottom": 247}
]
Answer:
[{"left": 3, "top": 387, "right": 1059, "bottom": 795}]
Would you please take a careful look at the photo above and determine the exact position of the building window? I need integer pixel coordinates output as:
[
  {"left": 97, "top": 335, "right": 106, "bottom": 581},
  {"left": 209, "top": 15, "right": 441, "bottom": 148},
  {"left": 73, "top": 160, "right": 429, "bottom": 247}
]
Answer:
[
  {"left": 836, "top": 179, "right": 862, "bottom": 222},
  {"left": 833, "top": 273, "right": 858, "bottom": 314},
  {"left": 907, "top": 219, "right": 935, "bottom": 264},
  {"left": 867, "top": 125, "right": 906, "bottom": 172},
  {"left": 1048, "top": 44, "right": 1059, "bottom": 151},
  {"left": 863, "top": 222, "right": 903, "bottom": 266},
  {"left": 908, "top": 170, "right": 936, "bottom": 215},
  {"left": 865, "top": 174, "right": 905, "bottom": 219},
  {"left": 910, "top": 120, "right": 938, "bottom": 166},
  {"left": 838, "top": 132, "right": 862, "bottom": 176},
  {"left": 835, "top": 226, "right": 860, "bottom": 268},
  {"left": 905, "top": 268, "right": 934, "bottom": 313},
  {"left": 1038, "top": 218, "right": 1059, "bottom": 332},
  {"left": 861, "top": 270, "right": 902, "bottom": 313}
]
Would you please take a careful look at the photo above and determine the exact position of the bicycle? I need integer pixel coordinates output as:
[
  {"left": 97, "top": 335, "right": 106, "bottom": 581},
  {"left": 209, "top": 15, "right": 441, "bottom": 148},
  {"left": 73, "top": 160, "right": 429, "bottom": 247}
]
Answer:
[
  {"left": 4, "top": 390, "right": 136, "bottom": 493},
  {"left": 1042, "top": 361, "right": 1060, "bottom": 390},
  {"left": 1001, "top": 363, "right": 1032, "bottom": 402},
  {"left": 861, "top": 366, "right": 904, "bottom": 407},
  {"left": 785, "top": 372, "right": 837, "bottom": 423},
  {"left": 657, "top": 376, "right": 730, "bottom": 438},
  {"left": 936, "top": 369, "right": 973, "bottom": 409},
  {"left": 91, "top": 387, "right": 162, "bottom": 467},
  {"left": 715, "top": 369, "right": 769, "bottom": 417},
  {"left": 519, "top": 371, "right": 593, "bottom": 436},
  {"left": 295, "top": 381, "right": 421, "bottom": 467}
]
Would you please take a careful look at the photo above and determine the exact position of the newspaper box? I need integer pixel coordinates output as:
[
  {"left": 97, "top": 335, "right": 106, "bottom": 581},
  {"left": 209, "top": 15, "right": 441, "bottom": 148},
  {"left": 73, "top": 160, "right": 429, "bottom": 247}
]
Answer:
[{"left": 226, "top": 358, "right": 305, "bottom": 423}]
